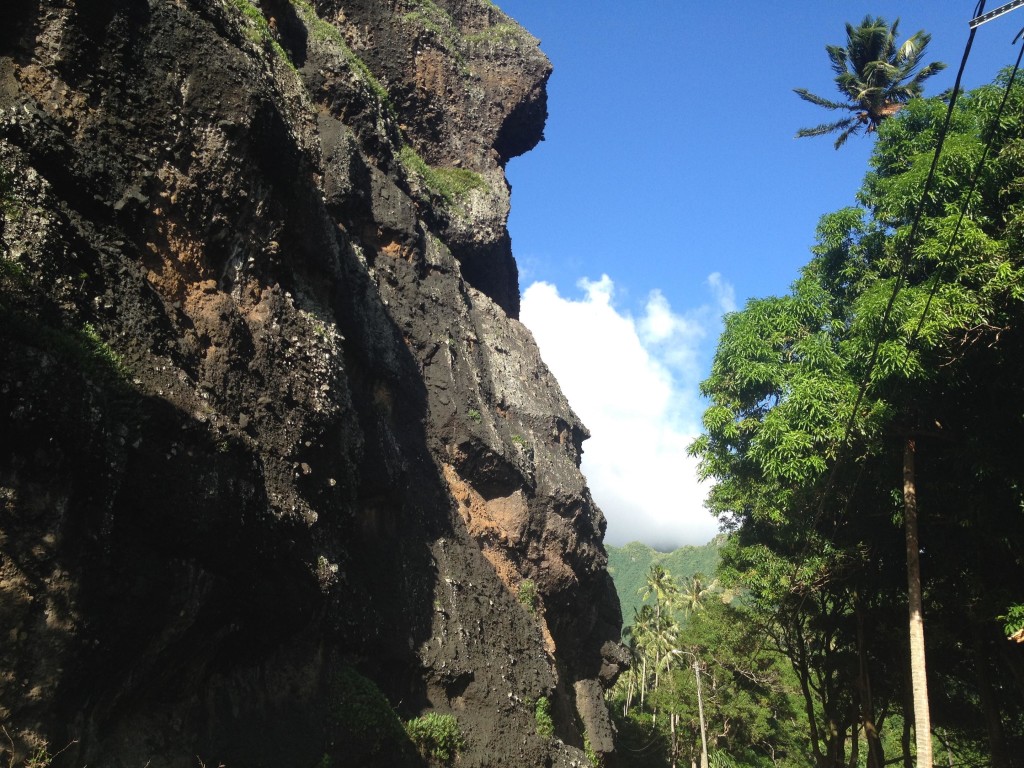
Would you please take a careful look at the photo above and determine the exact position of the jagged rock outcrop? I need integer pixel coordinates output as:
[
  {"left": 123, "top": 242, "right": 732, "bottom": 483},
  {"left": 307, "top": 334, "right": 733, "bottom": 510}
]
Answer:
[{"left": 0, "top": 1, "right": 624, "bottom": 766}]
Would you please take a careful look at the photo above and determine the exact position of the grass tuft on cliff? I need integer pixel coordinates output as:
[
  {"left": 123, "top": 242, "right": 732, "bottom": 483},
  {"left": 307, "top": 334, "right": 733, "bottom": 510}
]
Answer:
[
  {"left": 225, "top": 0, "right": 296, "bottom": 71},
  {"left": 400, "top": 145, "right": 487, "bottom": 205},
  {"left": 290, "top": 0, "right": 393, "bottom": 108},
  {"left": 534, "top": 696, "right": 555, "bottom": 738},
  {"left": 404, "top": 712, "right": 465, "bottom": 763},
  {"left": 465, "top": 22, "right": 537, "bottom": 51},
  {"left": 403, "top": 0, "right": 455, "bottom": 45}
]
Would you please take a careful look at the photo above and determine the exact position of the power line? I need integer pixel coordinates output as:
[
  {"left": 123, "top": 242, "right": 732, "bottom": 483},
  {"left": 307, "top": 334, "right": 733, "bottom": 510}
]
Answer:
[
  {"left": 906, "top": 33, "right": 1024, "bottom": 353},
  {"left": 815, "top": 6, "right": 982, "bottom": 505},
  {"left": 837, "top": 8, "right": 981, "bottom": 446}
]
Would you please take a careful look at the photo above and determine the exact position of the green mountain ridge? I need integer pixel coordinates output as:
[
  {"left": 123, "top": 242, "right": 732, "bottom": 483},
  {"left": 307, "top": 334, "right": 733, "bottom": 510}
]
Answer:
[{"left": 606, "top": 536, "right": 725, "bottom": 628}]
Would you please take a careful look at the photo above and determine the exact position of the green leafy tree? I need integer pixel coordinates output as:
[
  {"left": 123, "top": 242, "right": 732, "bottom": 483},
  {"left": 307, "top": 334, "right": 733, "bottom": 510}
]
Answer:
[
  {"left": 694, "top": 70, "right": 1024, "bottom": 767},
  {"left": 618, "top": 599, "right": 806, "bottom": 768},
  {"left": 795, "top": 16, "right": 945, "bottom": 148}
]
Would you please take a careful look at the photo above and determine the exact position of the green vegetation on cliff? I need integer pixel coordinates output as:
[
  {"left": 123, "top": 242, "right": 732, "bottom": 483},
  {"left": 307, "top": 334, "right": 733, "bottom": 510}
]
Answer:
[{"left": 400, "top": 145, "right": 487, "bottom": 204}]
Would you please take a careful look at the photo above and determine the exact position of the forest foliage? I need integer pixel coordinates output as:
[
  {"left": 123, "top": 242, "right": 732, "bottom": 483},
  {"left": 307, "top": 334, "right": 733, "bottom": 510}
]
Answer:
[
  {"left": 606, "top": 539, "right": 723, "bottom": 629},
  {"left": 610, "top": 67, "right": 1024, "bottom": 768}
]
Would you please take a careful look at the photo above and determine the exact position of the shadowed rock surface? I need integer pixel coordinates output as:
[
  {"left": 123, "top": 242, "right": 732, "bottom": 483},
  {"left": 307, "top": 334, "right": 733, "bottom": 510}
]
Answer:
[{"left": 0, "top": 1, "right": 624, "bottom": 766}]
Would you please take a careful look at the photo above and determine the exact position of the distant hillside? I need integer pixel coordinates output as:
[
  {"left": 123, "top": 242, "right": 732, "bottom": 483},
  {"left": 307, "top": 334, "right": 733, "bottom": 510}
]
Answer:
[{"left": 607, "top": 537, "right": 726, "bottom": 628}]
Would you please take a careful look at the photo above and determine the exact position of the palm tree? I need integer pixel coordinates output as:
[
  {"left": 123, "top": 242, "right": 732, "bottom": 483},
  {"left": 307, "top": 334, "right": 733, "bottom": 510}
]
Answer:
[
  {"left": 617, "top": 628, "right": 644, "bottom": 715},
  {"left": 639, "top": 564, "right": 680, "bottom": 620},
  {"left": 679, "top": 573, "right": 718, "bottom": 618},
  {"left": 795, "top": 16, "right": 945, "bottom": 148}
]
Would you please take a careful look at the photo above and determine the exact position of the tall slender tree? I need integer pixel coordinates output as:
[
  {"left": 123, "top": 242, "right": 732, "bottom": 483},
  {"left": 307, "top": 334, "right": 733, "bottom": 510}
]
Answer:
[
  {"left": 678, "top": 573, "right": 718, "bottom": 618},
  {"left": 795, "top": 16, "right": 945, "bottom": 148},
  {"left": 640, "top": 564, "right": 680, "bottom": 620}
]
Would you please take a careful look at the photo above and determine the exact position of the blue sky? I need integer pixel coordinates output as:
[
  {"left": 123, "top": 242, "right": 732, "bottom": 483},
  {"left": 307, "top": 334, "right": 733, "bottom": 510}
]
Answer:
[{"left": 495, "top": 1, "right": 1024, "bottom": 549}]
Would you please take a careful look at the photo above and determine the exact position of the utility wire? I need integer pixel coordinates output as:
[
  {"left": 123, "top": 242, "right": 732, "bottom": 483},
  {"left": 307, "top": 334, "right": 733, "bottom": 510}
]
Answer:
[
  {"left": 835, "top": 6, "right": 981, "bottom": 449},
  {"left": 905, "top": 30, "right": 1024, "bottom": 353}
]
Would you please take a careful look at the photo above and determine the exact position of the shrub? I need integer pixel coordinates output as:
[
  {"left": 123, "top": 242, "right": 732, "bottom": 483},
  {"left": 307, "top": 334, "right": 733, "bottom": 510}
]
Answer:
[
  {"left": 328, "top": 665, "right": 411, "bottom": 761},
  {"left": 518, "top": 579, "right": 537, "bottom": 612},
  {"left": 534, "top": 696, "right": 554, "bottom": 738},
  {"left": 583, "top": 733, "right": 601, "bottom": 767},
  {"left": 404, "top": 712, "right": 465, "bottom": 763}
]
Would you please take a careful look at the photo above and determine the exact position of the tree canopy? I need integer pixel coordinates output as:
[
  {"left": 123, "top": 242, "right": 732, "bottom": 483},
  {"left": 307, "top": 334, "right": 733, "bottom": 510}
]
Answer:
[{"left": 690, "top": 68, "right": 1024, "bottom": 766}]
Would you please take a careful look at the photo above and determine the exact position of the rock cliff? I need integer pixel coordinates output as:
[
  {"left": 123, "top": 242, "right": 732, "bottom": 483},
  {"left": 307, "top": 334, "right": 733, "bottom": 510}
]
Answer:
[{"left": 0, "top": 1, "right": 624, "bottom": 766}]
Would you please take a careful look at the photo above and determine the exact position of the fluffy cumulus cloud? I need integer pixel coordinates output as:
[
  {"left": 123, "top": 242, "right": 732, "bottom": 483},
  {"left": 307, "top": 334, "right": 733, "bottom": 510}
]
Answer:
[{"left": 520, "top": 274, "right": 734, "bottom": 549}]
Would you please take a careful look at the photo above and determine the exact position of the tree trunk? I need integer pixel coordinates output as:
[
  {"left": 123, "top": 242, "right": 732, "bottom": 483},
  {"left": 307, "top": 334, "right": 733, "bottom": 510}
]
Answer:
[
  {"left": 670, "top": 712, "right": 678, "bottom": 768},
  {"left": 640, "top": 657, "right": 647, "bottom": 709},
  {"left": 904, "top": 437, "right": 932, "bottom": 768},
  {"left": 694, "top": 660, "right": 709, "bottom": 768},
  {"left": 855, "top": 595, "right": 885, "bottom": 768},
  {"left": 901, "top": 705, "right": 912, "bottom": 768},
  {"left": 791, "top": 622, "right": 827, "bottom": 767},
  {"left": 972, "top": 622, "right": 1010, "bottom": 768},
  {"left": 826, "top": 717, "right": 845, "bottom": 768}
]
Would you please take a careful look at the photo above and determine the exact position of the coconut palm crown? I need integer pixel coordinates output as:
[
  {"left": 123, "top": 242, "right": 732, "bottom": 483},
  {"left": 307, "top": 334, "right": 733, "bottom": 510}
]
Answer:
[{"left": 795, "top": 16, "right": 946, "bottom": 149}]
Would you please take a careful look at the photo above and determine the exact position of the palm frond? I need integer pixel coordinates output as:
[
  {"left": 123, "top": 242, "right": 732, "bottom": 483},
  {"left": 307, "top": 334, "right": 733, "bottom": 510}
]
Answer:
[
  {"left": 910, "top": 61, "right": 946, "bottom": 88},
  {"left": 826, "top": 45, "right": 849, "bottom": 77},
  {"left": 793, "top": 88, "right": 852, "bottom": 111},
  {"left": 833, "top": 124, "right": 860, "bottom": 149},
  {"left": 796, "top": 116, "right": 857, "bottom": 139}
]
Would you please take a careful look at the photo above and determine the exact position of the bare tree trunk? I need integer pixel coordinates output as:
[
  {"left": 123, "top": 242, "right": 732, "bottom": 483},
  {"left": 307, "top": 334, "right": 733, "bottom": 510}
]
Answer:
[
  {"left": 855, "top": 595, "right": 885, "bottom": 768},
  {"left": 671, "top": 712, "right": 678, "bottom": 768},
  {"left": 972, "top": 622, "right": 1010, "bottom": 768},
  {"left": 695, "top": 661, "right": 709, "bottom": 768},
  {"left": 640, "top": 657, "right": 647, "bottom": 710},
  {"left": 904, "top": 437, "right": 932, "bottom": 768},
  {"left": 902, "top": 705, "right": 912, "bottom": 768}
]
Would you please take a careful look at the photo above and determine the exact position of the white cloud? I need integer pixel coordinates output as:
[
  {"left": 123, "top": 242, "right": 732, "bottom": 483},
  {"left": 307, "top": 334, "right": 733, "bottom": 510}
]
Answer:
[
  {"left": 520, "top": 275, "right": 731, "bottom": 549},
  {"left": 707, "top": 271, "right": 737, "bottom": 314}
]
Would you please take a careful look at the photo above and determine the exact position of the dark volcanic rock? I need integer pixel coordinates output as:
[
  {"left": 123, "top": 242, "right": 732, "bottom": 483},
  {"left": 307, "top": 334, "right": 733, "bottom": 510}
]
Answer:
[{"left": 0, "top": 1, "right": 622, "bottom": 767}]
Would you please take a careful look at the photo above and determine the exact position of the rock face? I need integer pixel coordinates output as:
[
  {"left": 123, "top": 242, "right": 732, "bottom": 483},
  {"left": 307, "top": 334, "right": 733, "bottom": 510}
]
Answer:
[{"left": 0, "top": 1, "right": 624, "bottom": 766}]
